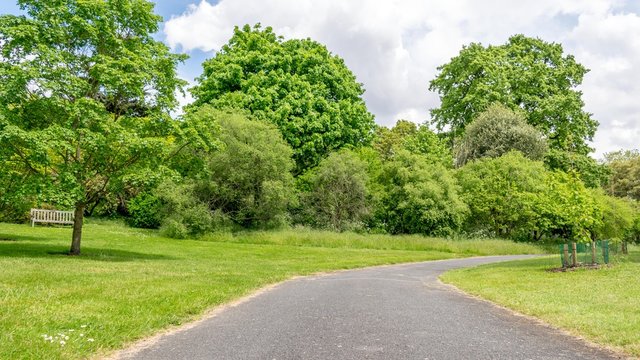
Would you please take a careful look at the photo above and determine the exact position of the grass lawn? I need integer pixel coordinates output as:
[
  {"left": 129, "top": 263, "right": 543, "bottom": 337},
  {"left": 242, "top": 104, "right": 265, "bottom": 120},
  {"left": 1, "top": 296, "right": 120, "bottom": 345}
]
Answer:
[
  {"left": 0, "top": 221, "right": 543, "bottom": 360},
  {"left": 441, "top": 248, "right": 640, "bottom": 357}
]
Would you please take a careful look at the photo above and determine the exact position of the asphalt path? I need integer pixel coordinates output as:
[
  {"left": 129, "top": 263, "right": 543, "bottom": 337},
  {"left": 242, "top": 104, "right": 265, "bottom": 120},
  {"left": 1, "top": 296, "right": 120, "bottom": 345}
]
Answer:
[{"left": 123, "top": 255, "right": 621, "bottom": 360}]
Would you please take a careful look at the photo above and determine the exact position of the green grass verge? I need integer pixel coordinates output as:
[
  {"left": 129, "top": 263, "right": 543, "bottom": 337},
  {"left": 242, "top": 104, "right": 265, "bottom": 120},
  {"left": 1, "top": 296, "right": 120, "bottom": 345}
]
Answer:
[
  {"left": 441, "top": 248, "right": 640, "bottom": 357},
  {"left": 0, "top": 221, "right": 544, "bottom": 359}
]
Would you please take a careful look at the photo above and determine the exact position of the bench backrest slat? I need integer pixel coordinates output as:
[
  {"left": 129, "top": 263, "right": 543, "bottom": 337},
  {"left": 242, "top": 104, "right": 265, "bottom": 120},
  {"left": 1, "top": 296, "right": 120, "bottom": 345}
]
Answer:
[{"left": 30, "top": 209, "right": 75, "bottom": 227}]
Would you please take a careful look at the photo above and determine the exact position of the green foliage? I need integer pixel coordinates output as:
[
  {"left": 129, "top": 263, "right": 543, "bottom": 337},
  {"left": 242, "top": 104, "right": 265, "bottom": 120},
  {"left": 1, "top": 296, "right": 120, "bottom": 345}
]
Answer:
[
  {"left": 127, "top": 192, "right": 162, "bottom": 229},
  {"left": 298, "top": 149, "right": 370, "bottom": 231},
  {"left": 544, "top": 149, "right": 609, "bottom": 188},
  {"left": 628, "top": 215, "right": 640, "bottom": 244},
  {"left": 154, "top": 180, "right": 220, "bottom": 238},
  {"left": 457, "top": 152, "right": 601, "bottom": 243},
  {"left": 604, "top": 149, "right": 640, "bottom": 200},
  {"left": 190, "top": 24, "right": 376, "bottom": 173},
  {"left": 590, "top": 189, "right": 636, "bottom": 242},
  {"left": 194, "top": 109, "right": 296, "bottom": 229},
  {"left": 456, "top": 152, "right": 547, "bottom": 238},
  {"left": 0, "top": 0, "right": 187, "bottom": 253},
  {"left": 430, "top": 34, "right": 597, "bottom": 155},
  {"left": 404, "top": 125, "right": 452, "bottom": 167},
  {"left": 378, "top": 150, "right": 467, "bottom": 236},
  {"left": 373, "top": 120, "right": 452, "bottom": 166},
  {"left": 455, "top": 104, "right": 548, "bottom": 167},
  {"left": 536, "top": 170, "right": 601, "bottom": 243}
]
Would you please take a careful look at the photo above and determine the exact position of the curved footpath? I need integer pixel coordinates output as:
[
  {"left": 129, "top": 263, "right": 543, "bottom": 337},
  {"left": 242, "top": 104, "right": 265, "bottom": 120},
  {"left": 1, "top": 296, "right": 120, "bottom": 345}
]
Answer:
[{"left": 119, "top": 255, "right": 621, "bottom": 360}]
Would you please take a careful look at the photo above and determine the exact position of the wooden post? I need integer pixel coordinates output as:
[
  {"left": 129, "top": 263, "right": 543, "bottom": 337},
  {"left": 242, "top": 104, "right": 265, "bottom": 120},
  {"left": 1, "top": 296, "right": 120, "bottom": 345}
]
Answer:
[
  {"left": 571, "top": 242, "right": 578, "bottom": 267},
  {"left": 591, "top": 241, "right": 597, "bottom": 265},
  {"left": 563, "top": 244, "right": 569, "bottom": 268},
  {"left": 622, "top": 241, "right": 628, "bottom": 255}
]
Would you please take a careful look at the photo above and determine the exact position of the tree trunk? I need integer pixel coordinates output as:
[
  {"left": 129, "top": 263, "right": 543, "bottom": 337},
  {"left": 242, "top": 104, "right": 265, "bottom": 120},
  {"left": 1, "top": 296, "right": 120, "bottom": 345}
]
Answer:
[{"left": 70, "top": 203, "right": 85, "bottom": 256}]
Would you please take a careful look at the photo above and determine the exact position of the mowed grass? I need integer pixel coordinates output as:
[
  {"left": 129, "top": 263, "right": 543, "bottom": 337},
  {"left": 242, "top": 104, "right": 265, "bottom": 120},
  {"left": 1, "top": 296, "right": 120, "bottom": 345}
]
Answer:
[
  {"left": 441, "top": 248, "right": 640, "bottom": 357},
  {"left": 0, "top": 221, "right": 544, "bottom": 360}
]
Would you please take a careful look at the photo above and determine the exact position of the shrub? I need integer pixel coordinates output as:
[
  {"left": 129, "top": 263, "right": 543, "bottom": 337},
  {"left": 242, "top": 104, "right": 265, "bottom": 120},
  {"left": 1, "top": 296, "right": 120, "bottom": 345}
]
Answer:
[
  {"left": 378, "top": 150, "right": 467, "bottom": 236},
  {"left": 154, "top": 180, "right": 215, "bottom": 238},
  {"left": 456, "top": 151, "right": 546, "bottom": 238},
  {"left": 127, "top": 192, "right": 162, "bottom": 229},
  {"left": 299, "top": 149, "right": 370, "bottom": 231},
  {"left": 590, "top": 190, "right": 636, "bottom": 242},
  {"left": 193, "top": 110, "right": 296, "bottom": 229}
]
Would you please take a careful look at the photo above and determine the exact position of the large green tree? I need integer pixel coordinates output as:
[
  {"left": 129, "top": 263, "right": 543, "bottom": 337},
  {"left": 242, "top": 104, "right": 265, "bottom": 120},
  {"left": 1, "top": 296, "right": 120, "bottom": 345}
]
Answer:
[
  {"left": 0, "top": 0, "right": 186, "bottom": 254},
  {"left": 191, "top": 24, "right": 376, "bottom": 173},
  {"left": 429, "top": 34, "right": 597, "bottom": 155}
]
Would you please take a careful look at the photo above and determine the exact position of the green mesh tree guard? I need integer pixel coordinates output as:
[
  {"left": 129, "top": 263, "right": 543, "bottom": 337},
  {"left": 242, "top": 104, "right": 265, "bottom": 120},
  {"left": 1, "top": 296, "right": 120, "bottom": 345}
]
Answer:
[{"left": 559, "top": 240, "right": 609, "bottom": 268}]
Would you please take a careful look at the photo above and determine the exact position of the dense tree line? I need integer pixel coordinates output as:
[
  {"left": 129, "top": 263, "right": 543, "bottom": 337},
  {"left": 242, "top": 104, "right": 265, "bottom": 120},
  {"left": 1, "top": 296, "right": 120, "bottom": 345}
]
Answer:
[{"left": 1, "top": 1, "right": 638, "bottom": 254}]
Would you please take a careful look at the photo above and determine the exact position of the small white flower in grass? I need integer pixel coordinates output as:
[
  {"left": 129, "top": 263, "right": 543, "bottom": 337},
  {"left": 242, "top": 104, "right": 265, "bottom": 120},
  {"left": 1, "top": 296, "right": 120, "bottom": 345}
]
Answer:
[
  {"left": 80, "top": 325, "right": 87, "bottom": 328},
  {"left": 64, "top": 335, "right": 69, "bottom": 340},
  {"left": 87, "top": 338, "right": 95, "bottom": 342},
  {"left": 79, "top": 333, "right": 84, "bottom": 337},
  {"left": 60, "top": 340, "right": 65, "bottom": 346},
  {"left": 68, "top": 329, "right": 75, "bottom": 332}
]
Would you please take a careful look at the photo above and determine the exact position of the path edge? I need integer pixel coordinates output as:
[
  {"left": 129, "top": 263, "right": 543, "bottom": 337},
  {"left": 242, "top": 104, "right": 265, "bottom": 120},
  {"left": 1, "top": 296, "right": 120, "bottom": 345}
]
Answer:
[{"left": 437, "top": 278, "right": 632, "bottom": 359}]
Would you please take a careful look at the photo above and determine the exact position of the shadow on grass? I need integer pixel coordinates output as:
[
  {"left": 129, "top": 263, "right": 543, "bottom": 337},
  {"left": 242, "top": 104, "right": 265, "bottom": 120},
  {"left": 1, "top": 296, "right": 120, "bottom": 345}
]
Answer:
[
  {"left": 0, "top": 233, "right": 55, "bottom": 242},
  {"left": 0, "top": 242, "right": 175, "bottom": 262}
]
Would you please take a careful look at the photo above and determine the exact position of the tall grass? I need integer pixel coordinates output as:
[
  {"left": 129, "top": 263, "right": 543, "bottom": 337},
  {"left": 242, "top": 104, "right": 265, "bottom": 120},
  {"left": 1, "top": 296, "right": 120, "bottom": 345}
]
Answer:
[{"left": 201, "top": 227, "right": 545, "bottom": 255}]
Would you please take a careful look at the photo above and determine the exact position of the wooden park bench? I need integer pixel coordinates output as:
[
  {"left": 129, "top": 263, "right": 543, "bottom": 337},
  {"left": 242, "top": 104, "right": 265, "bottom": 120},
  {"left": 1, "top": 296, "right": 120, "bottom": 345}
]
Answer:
[{"left": 30, "top": 209, "right": 74, "bottom": 227}]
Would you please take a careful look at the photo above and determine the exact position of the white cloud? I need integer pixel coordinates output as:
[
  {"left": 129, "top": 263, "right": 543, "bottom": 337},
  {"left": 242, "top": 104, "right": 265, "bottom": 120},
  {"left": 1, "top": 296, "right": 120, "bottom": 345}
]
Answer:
[{"left": 165, "top": 0, "right": 639, "bottom": 157}]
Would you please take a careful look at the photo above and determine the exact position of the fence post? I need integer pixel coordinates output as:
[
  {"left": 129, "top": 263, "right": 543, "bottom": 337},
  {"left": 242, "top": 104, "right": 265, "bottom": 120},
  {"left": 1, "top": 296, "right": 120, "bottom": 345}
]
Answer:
[
  {"left": 591, "top": 241, "right": 597, "bottom": 265},
  {"left": 603, "top": 241, "right": 609, "bottom": 264},
  {"left": 562, "top": 244, "right": 569, "bottom": 268},
  {"left": 571, "top": 242, "right": 578, "bottom": 267}
]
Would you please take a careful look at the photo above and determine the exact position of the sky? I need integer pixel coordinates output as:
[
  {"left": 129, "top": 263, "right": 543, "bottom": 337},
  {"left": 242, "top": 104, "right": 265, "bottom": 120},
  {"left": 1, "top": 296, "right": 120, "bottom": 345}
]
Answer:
[{"left": 2, "top": 1, "right": 640, "bottom": 158}]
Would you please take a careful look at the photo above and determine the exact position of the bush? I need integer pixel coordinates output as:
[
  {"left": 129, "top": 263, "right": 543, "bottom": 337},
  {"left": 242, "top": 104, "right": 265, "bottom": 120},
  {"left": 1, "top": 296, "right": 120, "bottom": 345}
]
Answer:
[
  {"left": 160, "top": 219, "right": 189, "bottom": 239},
  {"left": 154, "top": 180, "right": 217, "bottom": 238},
  {"left": 193, "top": 109, "right": 296, "bottom": 229},
  {"left": 377, "top": 150, "right": 467, "bottom": 236},
  {"left": 456, "top": 151, "right": 601, "bottom": 243},
  {"left": 298, "top": 149, "right": 370, "bottom": 231},
  {"left": 591, "top": 190, "right": 636, "bottom": 242},
  {"left": 127, "top": 192, "right": 162, "bottom": 229},
  {"left": 456, "top": 151, "right": 547, "bottom": 238}
]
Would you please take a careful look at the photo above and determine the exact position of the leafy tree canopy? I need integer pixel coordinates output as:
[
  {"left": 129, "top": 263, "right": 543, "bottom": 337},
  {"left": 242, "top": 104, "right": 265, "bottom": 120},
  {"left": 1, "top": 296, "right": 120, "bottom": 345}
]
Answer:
[
  {"left": 604, "top": 149, "right": 640, "bottom": 200},
  {"left": 191, "top": 24, "right": 376, "bottom": 173},
  {"left": 373, "top": 120, "right": 452, "bottom": 166},
  {"left": 430, "top": 34, "right": 597, "bottom": 155},
  {"left": 0, "top": 0, "right": 187, "bottom": 254},
  {"left": 455, "top": 104, "right": 548, "bottom": 167},
  {"left": 456, "top": 152, "right": 602, "bottom": 243},
  {"left": 544, "top": 149, "right": 609, "bottom": 188}
]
